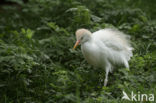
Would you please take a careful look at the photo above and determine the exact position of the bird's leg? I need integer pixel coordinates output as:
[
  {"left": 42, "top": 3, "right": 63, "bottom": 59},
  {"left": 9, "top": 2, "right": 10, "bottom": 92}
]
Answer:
[
  {"left": 104, "top": 67, "right": 109, "bottom": 86},
  {"left": 124, "top": 59, "right": 129, "bottom": 70}
]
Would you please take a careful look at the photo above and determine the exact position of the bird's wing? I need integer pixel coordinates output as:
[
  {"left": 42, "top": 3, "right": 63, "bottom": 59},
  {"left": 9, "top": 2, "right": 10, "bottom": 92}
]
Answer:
[
  {"left": 103, "top": 39, "right": 125, "bottom": 51},
  {"left": 92, "top": 28, "right": 133, "bottom": 51}
]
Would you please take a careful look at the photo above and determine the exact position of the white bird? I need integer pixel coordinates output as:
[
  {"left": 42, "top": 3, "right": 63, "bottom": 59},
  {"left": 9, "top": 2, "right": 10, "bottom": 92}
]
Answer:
[{"left": 73, "top": 28, "right": 133, "bottom": 86}]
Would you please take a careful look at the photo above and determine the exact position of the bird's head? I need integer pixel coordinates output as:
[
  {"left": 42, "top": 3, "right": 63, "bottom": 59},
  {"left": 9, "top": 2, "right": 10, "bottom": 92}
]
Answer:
[{"left": 73, "top": 28, "right": 92, "bottom": 49}]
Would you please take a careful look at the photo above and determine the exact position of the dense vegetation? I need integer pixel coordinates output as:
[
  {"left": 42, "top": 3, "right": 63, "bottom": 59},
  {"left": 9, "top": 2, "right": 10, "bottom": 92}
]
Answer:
[{"left": 0, "top": 0, "right": 156, "bottom": 103}]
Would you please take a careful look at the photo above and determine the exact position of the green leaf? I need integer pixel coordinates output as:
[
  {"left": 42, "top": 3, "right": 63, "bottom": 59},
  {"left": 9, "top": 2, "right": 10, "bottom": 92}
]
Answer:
[{"left": 26, "top": 29, "right": 34, "bottom": 39}]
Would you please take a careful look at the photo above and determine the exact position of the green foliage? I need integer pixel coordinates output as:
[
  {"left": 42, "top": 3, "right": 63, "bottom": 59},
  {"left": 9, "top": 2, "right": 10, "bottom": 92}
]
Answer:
[{"left": 0, "top": 0, "right": 156, "bottom": 103}]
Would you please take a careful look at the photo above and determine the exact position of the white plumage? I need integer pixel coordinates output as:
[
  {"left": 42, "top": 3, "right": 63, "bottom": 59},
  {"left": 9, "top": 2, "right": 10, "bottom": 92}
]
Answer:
[{"left": 73, "top": 28, "right": 133, "bottom": 86}]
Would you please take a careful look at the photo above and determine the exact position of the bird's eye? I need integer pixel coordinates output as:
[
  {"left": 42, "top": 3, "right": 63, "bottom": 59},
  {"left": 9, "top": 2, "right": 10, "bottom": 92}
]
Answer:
[{"left": 81, "top": 36, "right": 84, "bottom": 40}]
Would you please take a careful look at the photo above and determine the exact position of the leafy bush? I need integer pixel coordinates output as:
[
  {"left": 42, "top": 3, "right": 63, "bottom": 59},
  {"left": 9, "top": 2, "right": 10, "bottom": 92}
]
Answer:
[{"left": 0, "top": 0, "right": 156, "bottom": 103}]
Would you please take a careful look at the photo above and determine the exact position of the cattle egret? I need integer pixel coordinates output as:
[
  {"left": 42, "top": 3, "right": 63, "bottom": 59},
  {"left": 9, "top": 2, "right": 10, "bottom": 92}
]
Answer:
[{"left": 73, "top": 28, "right": 133, "bottom": 86}]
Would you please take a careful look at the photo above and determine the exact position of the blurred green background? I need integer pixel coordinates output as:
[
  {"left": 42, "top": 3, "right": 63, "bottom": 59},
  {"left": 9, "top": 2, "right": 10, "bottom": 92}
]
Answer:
[{"left": 0, "top": 0, "right": 156, "bottom": 103}]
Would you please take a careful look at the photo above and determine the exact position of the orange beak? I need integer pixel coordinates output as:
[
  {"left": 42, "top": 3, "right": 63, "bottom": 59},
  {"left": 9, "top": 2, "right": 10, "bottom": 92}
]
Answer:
[{"left": 73, "top": 40, "right": 80, "bottom": 49}]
